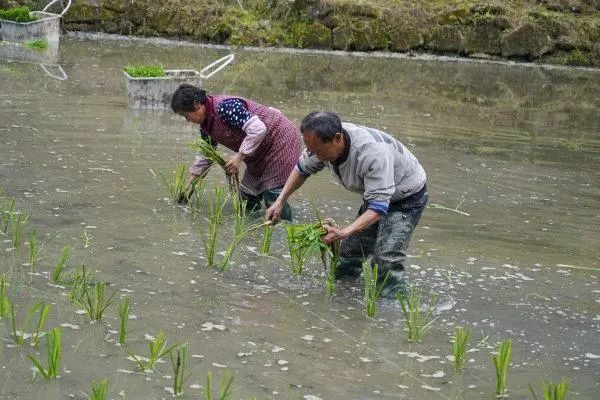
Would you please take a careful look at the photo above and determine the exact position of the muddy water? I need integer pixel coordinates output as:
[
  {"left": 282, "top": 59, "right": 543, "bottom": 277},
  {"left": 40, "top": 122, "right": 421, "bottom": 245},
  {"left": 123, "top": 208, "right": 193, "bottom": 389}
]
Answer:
[{"left": 0, "top": 36, "right": 599, "bottom": 399}]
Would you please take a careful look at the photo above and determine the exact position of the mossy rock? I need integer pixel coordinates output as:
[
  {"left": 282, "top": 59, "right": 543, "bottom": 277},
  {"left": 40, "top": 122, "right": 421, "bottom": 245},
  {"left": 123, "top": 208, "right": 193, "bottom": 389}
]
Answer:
[
  {"left": 332, "top": 24, "right": 353, "bottom": 50},
  {"left": 528, "top": 10, "right": 570, "bottom": 38},
  {"left": 464, "top": 24, "right": 503, "bottom": 55},
  {"left": 427, "top": 25, "right": 464, "bottom": 53},
  {"left": 351, "top": 19, "right": 389, "bottom": 51},
  {"left": 501, "top": 22, "right": 554, "bottom": 58},
  {"left": 291, "top": 22, "right": 332, "bottom": 48},
  {"left": 389, "top": 27, "right": 422, "bottom": 52},
  {"left": 437, "top": 7, "right": 469, "bottom": 25}
]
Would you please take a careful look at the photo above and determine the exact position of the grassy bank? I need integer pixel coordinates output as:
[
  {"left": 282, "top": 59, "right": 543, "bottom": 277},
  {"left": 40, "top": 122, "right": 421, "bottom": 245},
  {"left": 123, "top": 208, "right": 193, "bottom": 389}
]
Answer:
[{"left": 3, "top": 0, "right": 599, "bottom": 66}]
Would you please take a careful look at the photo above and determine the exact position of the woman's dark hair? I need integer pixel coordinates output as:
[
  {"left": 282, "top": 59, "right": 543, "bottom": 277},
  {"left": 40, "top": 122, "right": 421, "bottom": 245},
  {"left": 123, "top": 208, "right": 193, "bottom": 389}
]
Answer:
[
  {"left": 300, "top": 111, "right": 342, "bottom": 142},
  {"left": 171, "top": 84, "right": 207, "bottom": 113}
]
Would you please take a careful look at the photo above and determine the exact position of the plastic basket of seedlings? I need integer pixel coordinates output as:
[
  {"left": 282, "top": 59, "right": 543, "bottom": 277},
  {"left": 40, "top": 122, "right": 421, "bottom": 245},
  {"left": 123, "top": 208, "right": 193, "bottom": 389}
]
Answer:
[
  {"left": 122, "top": 54, "right": 234, "bottom": 109},
  {"left": 0, "top": 0, "right": 71, "bottom": 44}
]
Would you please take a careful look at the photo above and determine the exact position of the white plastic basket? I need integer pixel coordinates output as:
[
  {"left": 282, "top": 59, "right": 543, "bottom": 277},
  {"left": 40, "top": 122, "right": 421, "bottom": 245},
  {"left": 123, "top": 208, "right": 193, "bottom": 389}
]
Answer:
[
  {"left": 0, "top": 0, "right": 71, "bottom": 44},
  {"left": 123, "top": 54, "right": 235, "bottom": 109}
]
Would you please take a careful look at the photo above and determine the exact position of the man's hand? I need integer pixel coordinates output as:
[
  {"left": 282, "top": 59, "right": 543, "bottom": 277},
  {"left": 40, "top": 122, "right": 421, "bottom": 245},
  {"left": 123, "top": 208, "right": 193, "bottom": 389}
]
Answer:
[
  {"left": 266, "top": 201, "right": 284, "bottom": 224},
  {"left": 322, "top": 224, "right": 348, "bottom": 244},
  {"left": 224, "top": 153, "right": 244, "bottom": 174}
]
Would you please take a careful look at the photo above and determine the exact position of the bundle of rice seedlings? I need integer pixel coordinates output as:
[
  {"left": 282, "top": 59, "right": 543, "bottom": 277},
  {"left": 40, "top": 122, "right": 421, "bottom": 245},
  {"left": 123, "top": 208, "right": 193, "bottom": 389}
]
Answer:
[
  {"left": 285, "top": 218, "right": 340, "bottom": 277},
  {"left": 1, "top": 194, "right": 15, "bottom": 233},
  {"left": 363, "top": 263, "right": 389, "bottom": 317},
  {"left": 202, "top": 370, "right": 234, "bottom": 400},
  {"left": 529, "top": 378, "right": 569, "bottom": 400},
  {"left": 28, "top": 230, "right": 39, "bottom": 270},
  {"left": 160, "top": 164, "right": 189, "bottom": 203},
  {"left": 51, "top": 245, "right": 72, "bottom": 283},
  {"left": 0, "top": 275, "right": 8, "bottom": 318},
  {"left": 129, "top": 331, "right": 177, "bottom": 372},
  {"left": 190, "top": 138, "right": 240, "bottom": 194},
  {"left": 117, "top": 298, "right": 130, "bottom": 345},
  {"left": 493, "top": 339, "right": 512, "bottom": 396},
  {"left": 453, "top": 326, "right": 471, "bottom": 370},
  {"left": 170, "top": 344, "right": 189, "bottom": 396},
  {"left": 397, "top": 286, "right": 438, "bottom": 342},
  {"left": 260, "top": 224, "right": 274, "bottom": 255},
  {"left": 89, "top": 379, "right": 109, "bottom": 400},
  {"left": 27, "top": 327, "right": 62, "bottom": 380},
  {"left": 7, "top": 300, "right": 50, "bottom": 346}
]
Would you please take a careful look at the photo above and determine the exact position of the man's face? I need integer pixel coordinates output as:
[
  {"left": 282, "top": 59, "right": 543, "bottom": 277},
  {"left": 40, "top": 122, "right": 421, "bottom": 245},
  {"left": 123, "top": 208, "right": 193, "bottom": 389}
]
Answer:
[
  {"left": 302, "top": 130, "right": 342, "bottom": 162},
  {"left": 179, "top": 101, "right": 206, "bottom": 124}
]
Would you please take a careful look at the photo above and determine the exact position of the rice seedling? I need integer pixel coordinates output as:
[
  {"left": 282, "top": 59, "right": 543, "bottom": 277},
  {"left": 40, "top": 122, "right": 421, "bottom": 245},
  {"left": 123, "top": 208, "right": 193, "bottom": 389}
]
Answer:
[
  {"left": 69, "top": 265, "right": 96, "bottom": 303},
  {"left": 129, "top": 331, "right": 178, "bottom": 371},
  {"left": 203, "top": 187, "right": 227, "bottom": 268},
  {"left": 492, "top": 339, "right": 512, "bottom": 396},
  {"left": 188, "top": 175, "right": 207, "bottom": 212},
  {"left": 529, "top": 378, "right": 569, "bottom": 400},
  {"left": 77, "top": 281, "right": 116, "bottom": 322},
  {"left": 7, "top": 300, "right": 50, "bottom": 346},
  {"left": 397, "top": 286, "right": 438, "bottom": 342},
  {"left": 232, "top": 196, "right": 248, "bottom": 237},
  {"left": 25, "top": 40, "right": 48, "bottom": 49},
  {"left": 51, "top": 245, "right": 72, "bottom": 283},
  {"left": 324, "top": 254, "right": 339, "bottom": 300},
  {"left": 170, "top": 344, "right": 189, "bottom": 396},
  {"left": 453, "top": 326, "right": 471, "bottom": 370},
  {"left": 89, "top": 378, "right": 109, "bottom": 400},
  {"left": 28, "top": 230, "right": 40, "bottom": 270},
  {"left": 117, "top": 297, "right": 130, "bottom": 345},
  {"left": 10, "top": 211, "right": 28, "bottom": 248},
  {"left": 123, "top": 65, "right": 166, "bottom": 78},
  {"left": 27, "top": 327, "right": 62, "bottom": 380},
  {"left": 0, "top": 6, "right": 37, "bottom": 22},
  {"left": 160, "top": 164, "right": 189, "bottom": 203},
  {"left": 260, "top": 224, "right": 274, "bottom": 255},
  {"left": 1, "top": 194, "right": 15, "bottom": 233},
  {"left": 82, "top": 229, "right": 93, "bottom": 248},
  {"left": 202, "top": 370, "right": 234, "bottom": 400},
  {"left": 0, "top": 275, "right": 8, "bottom": 318},
  {"left": 190, "top": 138, "right": 240, "bottom": 194},
  {"left": 362, "top": 262, "right": 389, "bottom": 317}
]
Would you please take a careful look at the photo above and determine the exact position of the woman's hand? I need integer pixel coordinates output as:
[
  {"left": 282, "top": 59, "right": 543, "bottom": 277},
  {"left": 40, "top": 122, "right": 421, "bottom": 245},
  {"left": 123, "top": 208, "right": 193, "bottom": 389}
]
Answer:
[
  {"left": 224, "top": 152, "right": 244, "bottom": 174},
  {"left": 266, "top": 201, "right": 284, "bottom": 224}
]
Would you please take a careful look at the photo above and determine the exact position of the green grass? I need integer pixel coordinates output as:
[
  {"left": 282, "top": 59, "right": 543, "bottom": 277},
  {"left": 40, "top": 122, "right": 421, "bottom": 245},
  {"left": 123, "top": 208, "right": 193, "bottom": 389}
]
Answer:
[
  {"left": 0, "top": 6, "right": 37, "bottom": 23},
  {"left": 25, "top": 40, "right": 48, "bottom": 49},
  {"left": 161, "top": 164, "right": 189, "bottom": 203},
  {"left": 8, "top": 300, "right": 50, "bottom": 346},
  {"left": 396, "top": 286, "right": 438, "bottom": 342},
  {"left": 453, "top": 326, "right": 471, "bottom": 370},
  {"left": 203, "top": 370, "right": 234, "bottom": 400},
  {"left": 129, "top": 331, "right": 178, "bottom": 371},
  {"left": 76, "top": 281, "right": 116, "bottom": 321},
  {"left": 51, "top": 245, "right": 72, "bottom": 283},
  {"left": 89, "top": 378, "right": 109, "bottom": 400},
  {"left": 529, "top": 378, "right": 569, "bottom": 400},
  {"left": 123, "top": 65, "right": 166, "bottom": 78},
  {"left": 117, "top": 297, "right": 130, "bottom": 345},
  {"left": 170, "top": 344, "right": 189, "bottom": 396},
  {"left": 27, "top": 327, "right": 61, "bottom": 380},
  {"left": 493, "top": 339, "right": 512, "bottom": 396},
  {"left": 362, "top": 262, "right": 388, "bottom": 317}
]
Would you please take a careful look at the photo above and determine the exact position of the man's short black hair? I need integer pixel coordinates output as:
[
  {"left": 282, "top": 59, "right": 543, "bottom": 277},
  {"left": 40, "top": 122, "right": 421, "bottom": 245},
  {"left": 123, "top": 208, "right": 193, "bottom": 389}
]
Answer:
[
  {"left": 300, "top": 111, "right": 342, "bottom": 142},
  {"left": 171, "top": 84, "right": 207, "bottom": 113}
]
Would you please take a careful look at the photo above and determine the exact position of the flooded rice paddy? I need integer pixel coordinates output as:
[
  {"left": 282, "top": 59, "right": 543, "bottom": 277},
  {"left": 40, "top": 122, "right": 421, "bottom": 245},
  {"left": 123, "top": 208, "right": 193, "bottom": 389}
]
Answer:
[{"left": 0, "top": 35, "right": 599, "bottom": 399}]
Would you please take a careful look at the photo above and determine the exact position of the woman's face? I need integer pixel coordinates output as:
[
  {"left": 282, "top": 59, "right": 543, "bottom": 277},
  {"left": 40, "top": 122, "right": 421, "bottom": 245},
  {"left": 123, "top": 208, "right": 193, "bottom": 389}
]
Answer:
[{"left": 179, "top": 101, "right": 206, "bottom": 124}]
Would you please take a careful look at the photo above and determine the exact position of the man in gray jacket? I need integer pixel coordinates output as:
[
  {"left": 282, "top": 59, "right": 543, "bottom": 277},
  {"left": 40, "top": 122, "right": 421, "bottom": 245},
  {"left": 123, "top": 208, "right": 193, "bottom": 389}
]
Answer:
[{"left": 266, "top": 111, "right": 428, "bottom": 298}]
